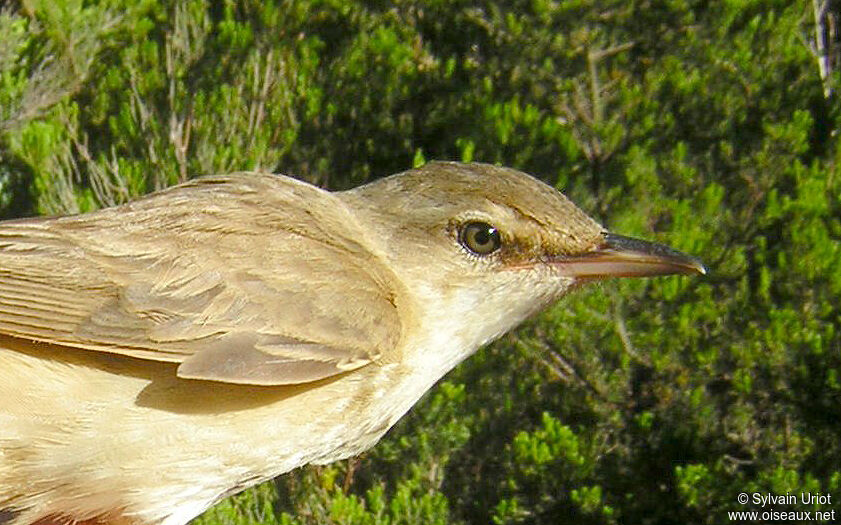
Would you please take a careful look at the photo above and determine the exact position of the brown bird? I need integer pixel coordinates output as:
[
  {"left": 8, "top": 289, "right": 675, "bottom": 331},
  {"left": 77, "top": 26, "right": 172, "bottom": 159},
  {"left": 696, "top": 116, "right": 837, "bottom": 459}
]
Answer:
[{"left": 0, "top": 161, "right": 704, "bottom": 525}]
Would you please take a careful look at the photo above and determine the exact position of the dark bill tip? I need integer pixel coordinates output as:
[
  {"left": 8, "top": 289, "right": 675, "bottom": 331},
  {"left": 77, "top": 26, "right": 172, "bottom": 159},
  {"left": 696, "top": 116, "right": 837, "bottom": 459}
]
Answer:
[{"left": 551, "top": 232, "right": 707, "bottom": 279}]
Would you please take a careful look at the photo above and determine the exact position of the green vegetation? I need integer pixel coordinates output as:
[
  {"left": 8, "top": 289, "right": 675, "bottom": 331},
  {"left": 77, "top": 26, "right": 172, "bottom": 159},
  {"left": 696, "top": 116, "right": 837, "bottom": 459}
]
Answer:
[{"left": 2, "top": 1, "right": 839, "bottom": 523}]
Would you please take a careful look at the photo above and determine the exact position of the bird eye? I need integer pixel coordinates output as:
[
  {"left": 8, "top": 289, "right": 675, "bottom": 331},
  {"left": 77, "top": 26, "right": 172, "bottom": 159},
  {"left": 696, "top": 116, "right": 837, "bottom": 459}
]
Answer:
[{"left": 459, "top": 221, "right": 502, "bottom": 256}]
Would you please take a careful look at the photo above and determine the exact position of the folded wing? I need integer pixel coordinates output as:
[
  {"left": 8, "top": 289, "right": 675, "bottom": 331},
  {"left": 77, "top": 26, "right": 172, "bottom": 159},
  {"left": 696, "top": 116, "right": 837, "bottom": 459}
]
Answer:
[{"left": 0, "top": 173, "right": 402, "bottom": 385}]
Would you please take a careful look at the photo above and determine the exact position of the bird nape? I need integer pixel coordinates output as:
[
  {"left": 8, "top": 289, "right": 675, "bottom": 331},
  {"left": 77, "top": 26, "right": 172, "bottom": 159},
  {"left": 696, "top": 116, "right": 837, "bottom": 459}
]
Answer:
[{"left": 0, "top": 161, "right": 704, "bottom": 525}]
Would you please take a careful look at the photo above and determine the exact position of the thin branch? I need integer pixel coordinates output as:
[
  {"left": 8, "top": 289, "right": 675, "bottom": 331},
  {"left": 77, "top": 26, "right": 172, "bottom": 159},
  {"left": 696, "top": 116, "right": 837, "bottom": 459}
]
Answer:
[
  {"left": 813, "top": 0, "right": 833, "bottom": 98},
  {"left": 610, "top": 289, "right": 652, "bottom": 366}
]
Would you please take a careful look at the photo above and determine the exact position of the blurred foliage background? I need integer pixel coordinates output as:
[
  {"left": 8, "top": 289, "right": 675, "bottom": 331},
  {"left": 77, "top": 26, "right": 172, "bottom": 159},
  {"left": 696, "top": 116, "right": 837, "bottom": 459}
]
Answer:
[{"left": 2, "top": 0, "right": 840, "bottom": 523}]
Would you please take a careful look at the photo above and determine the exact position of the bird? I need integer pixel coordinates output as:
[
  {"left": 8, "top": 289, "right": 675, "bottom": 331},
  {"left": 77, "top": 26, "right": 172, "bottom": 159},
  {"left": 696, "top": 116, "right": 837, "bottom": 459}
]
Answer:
[{"left": 0, "top": 161, "right": 705, "bottom": 525}]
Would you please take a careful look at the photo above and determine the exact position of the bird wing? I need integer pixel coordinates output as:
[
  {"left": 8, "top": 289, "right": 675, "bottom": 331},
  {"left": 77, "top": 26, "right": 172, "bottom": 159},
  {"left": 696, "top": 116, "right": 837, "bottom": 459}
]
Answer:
[{"left": 0, "top": 173, "right": 403, "bottom": 385}]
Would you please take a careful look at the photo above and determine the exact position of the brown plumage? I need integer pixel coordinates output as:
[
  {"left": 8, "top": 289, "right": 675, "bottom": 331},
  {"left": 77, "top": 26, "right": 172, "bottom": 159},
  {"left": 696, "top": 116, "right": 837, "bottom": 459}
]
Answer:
[{"left": 0, "top": 162, "right": 704, "bottom": 525}]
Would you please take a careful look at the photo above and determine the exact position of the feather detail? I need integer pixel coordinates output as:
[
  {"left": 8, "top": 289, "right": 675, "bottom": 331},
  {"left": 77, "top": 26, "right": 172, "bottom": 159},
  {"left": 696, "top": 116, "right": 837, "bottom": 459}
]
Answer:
[{"left": 0, "top": 173, "right": 403, "bottom": 385}]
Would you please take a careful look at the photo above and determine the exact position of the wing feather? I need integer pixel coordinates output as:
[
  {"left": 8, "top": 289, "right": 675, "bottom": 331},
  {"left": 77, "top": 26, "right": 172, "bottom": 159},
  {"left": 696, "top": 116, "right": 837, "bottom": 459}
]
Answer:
[{"left": 0, "top": 173, "right": 403, "bottom": 385}]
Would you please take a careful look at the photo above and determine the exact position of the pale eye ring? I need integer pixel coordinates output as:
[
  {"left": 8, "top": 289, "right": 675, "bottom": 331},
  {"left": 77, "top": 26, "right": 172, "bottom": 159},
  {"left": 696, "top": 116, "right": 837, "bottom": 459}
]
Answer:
[{"left": 459, "top": 221, "right": 502, "bottom": 256}]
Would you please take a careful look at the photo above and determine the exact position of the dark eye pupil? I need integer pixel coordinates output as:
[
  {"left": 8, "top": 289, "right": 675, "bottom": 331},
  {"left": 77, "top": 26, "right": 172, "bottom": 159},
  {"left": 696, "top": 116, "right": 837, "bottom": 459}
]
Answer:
[
  {"left": 460, "top": 221, "right": 501, "bottom": 255},
  {"left": 473, "top": 229, "right": 491, "bottom": 246}
]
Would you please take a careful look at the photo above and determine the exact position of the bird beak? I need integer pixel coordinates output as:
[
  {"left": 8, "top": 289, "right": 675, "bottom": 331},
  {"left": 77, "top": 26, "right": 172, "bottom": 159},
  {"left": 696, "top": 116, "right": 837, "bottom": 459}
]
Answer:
[{"left": 551, "top": 232, "right": 707, "bottom": 279}]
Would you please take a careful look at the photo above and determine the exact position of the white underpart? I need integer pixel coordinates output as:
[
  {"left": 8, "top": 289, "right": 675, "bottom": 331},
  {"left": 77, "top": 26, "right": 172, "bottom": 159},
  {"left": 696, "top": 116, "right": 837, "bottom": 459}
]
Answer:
[
  {"left": 0, "top": 264, "right": 575, "bottom": 525},
  {"left": 384, "top": 268, "right": 575, "bottom": 426}
]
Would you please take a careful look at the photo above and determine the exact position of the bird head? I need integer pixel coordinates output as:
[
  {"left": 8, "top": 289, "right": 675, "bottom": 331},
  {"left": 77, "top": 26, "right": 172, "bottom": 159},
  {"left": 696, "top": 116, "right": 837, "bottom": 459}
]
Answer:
[{"left": 341, "top": 161, "right": 705, "bottom": 353}]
